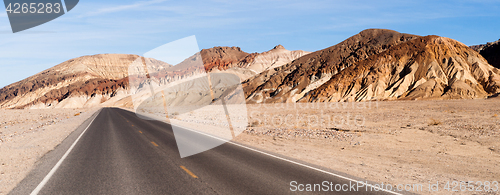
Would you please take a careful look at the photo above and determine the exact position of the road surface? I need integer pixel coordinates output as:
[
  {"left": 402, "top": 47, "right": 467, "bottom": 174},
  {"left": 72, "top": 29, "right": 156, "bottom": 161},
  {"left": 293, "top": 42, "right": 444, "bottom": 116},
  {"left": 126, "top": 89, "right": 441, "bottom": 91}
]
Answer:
[{"left": 10, "top": 108, "right": 401, "bottom": 195}]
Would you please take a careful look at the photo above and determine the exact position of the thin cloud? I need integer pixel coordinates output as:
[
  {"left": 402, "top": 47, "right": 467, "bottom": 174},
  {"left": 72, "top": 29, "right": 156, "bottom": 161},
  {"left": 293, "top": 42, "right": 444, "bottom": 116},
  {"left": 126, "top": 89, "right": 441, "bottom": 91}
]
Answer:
[{"left": 78, "top": 0, "right": 167, "bottom": 18}]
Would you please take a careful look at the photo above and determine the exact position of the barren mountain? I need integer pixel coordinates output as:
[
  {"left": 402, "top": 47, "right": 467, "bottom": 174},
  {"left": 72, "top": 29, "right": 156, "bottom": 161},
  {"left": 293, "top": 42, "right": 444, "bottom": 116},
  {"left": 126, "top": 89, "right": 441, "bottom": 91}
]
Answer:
[
  {"left": 201, "top": 45, "right": 309, "bottom": 72},
  {"left": 236, "top": 45, "right": 310, "bottom": 73},
  {"left": 5, "top": 29, "right": 494, "bottom": 109},
  {"left": 471, "top": 39, "right": 500, "bottom": 69},
  {"left": 243, "top": 29, "right": 500, "bottom": 103},
  {"left": 125, "top": 46, "right": 310, "bottom": 110},
  {"left": 0, "top": 45, "right": 307, "bottom": 109},
  {"left": 301, "top": 35, "right": 500, "bottom": 102},
  {"left": 201, "top": 46, "right": 250, "bottom": 71},
  {"left": 243, "top": 29, "right": 420, "bottom": 103},
  {"left": 0, "top": 54, "right": 170, "bottom": 109},
  {"left": 201, "top": 45, "right": 310, "bottom": 81}
]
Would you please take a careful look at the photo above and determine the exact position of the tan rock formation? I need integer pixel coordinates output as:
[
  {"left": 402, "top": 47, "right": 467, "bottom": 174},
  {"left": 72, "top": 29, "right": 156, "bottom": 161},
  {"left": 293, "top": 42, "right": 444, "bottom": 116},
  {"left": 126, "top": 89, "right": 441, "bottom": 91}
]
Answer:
[
  {"left": 0, "top": 54, "right": 170, "bottom": 109},
  {"left": 243, "top": 29, "right": 420, "bottom": 103},
  {"left": 301, "top": 36, "right": 500, "bottom": 102},
  {"left": 0, "top": 45, "right": 308, "bottom": 109},
  {"left": 471, "top": 39, "right": 500, "bottom": 69}
]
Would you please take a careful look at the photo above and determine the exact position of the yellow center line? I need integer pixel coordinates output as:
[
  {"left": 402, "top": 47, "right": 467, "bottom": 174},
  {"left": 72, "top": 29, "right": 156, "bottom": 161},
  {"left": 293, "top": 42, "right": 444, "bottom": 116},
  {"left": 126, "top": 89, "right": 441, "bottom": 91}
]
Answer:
[
  {"left": 151, "top": 141, "right": 158, "bottom": 147},
  {"left": 180, "top": 166, "right": 198, "bottom": 178},
  {"left": 138, "top": 131, "right": 143, "bottom": 134}
]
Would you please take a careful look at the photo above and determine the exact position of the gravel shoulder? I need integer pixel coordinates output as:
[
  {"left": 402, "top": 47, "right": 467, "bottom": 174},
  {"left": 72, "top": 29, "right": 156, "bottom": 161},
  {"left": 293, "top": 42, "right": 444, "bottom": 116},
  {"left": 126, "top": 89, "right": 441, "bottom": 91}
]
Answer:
[{"left": 0, "top": 108, "right": 99, "bottom": 194}]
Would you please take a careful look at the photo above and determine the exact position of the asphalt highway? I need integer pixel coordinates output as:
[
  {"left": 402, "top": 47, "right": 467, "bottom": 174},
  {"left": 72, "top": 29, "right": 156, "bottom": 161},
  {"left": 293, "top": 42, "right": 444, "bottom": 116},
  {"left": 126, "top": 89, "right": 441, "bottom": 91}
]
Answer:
[{"left": 10, "top": 108, "right": 401, "bottom": 195}]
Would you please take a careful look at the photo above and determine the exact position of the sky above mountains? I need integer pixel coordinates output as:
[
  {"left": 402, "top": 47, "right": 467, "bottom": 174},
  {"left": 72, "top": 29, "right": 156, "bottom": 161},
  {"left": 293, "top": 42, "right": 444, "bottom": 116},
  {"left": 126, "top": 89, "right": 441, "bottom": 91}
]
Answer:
[{"left": 0, "top": 0, "right": 499, "bottom": 88}]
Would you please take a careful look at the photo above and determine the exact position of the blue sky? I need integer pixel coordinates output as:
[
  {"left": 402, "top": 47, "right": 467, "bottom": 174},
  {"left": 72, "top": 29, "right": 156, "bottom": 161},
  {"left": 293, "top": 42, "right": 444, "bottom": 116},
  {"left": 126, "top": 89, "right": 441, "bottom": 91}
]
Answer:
[{"left": 0, "top": 0, "right": 499, "bottom": 87}]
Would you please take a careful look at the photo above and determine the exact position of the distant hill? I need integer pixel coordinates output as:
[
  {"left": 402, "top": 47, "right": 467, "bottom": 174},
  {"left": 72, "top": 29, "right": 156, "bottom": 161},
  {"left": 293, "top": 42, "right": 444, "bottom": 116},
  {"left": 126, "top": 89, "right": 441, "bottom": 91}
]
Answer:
[
  {"left": 243, "top": 29, "right": 420, "bottom": 103},
  {"left": 243, "top": 29, "right": 500, "bottom": 103},
  {"left": 0, "top": 46, "right": 308, "bottom": 109},
  {"left": 2, "top": 29, "right": 499, "bottom": 109},
  {"left": 0, "top": 54, "right": 169, "bottom": 109},
  {"left": 302, "top": 35, "right": 500, "bottom": 102},
  {"left": 471, "top": 39, "right": 500, "bottom": 69}
]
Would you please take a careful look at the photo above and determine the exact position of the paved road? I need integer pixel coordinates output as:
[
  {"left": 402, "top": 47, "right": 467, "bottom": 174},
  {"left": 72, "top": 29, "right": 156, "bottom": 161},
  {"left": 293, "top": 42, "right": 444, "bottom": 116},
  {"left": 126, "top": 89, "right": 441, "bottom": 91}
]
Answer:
[{"left": 11, "top": 108, "right": 400, "bottom": 195}]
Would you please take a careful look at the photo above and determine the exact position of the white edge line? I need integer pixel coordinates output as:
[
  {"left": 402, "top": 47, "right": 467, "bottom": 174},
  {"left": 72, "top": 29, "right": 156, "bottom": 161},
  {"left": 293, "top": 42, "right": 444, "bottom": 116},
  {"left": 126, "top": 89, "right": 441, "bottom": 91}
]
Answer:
[
  {"left": 163, "top": 119, "right": 403, "bottom": 195},
  {"left": 30, "top": 109, "right": 102, "bottom": 195}
]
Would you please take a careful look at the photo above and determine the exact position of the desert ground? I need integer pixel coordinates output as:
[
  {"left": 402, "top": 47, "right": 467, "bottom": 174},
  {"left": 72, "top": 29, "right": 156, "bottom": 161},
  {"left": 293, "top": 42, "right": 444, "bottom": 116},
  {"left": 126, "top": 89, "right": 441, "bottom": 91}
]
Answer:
[
  {"left": 0, "top": 108, "right": 98, "bottom": 194},
  {"left": 1, "top": 98, "right": 499, "bottom": 194},
  {"left": 149, "top": 98, "right": 500, "bottom": 194},
  {"left": 235, "top": 99, "right": 500, "bottom": 194}
]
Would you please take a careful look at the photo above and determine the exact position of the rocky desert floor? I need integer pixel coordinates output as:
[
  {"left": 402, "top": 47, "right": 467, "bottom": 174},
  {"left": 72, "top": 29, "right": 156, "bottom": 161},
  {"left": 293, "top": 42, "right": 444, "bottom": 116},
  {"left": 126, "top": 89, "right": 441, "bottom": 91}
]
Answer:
[
  {"left": 233, "top": 99, "right": 500, "bottom": 194},
  {"left": 161, "top": 98, "right": 500, "bottom": 194},
  {"left": 0, "top": 108, "right": 98, "bottom": 194}
]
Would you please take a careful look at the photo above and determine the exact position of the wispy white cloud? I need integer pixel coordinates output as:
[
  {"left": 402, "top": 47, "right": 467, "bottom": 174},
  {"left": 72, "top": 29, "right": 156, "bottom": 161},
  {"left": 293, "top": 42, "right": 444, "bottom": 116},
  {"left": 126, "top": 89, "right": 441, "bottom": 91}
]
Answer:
[{"left": 78, "top": 0, "right": 168, "bottom": 18}]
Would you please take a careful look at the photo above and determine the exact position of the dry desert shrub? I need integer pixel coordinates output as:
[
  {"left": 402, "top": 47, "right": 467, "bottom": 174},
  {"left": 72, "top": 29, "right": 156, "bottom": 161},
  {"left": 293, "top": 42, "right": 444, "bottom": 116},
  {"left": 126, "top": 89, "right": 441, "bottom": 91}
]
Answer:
[
  {"left": 249, "top": 120, "right": 261, "bottom": 127},
  {"left": 428, "top": 118, "right": 441, "bottom": 126}
]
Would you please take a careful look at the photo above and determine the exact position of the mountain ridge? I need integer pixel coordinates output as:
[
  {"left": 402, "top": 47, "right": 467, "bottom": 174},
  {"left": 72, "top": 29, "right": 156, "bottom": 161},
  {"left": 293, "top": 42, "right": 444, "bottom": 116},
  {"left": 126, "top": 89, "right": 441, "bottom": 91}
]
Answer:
[
  {"left": 1, "top": 29, "right": 499, "bottom": 109},
  {"left": 0, "top": 54, "right": 169, "bottom": 109},
  {"left": 470, "top": 39, "right": 500, "bottom": 69},
  {"left": 0, "top": 46, "right": 308, "bottom": 109},
  {"left": 301, "top": 35, "right": 500, "bottom": 102},
  {"left": 243, "top": 29, "right": 421, "bottom": 103}
]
